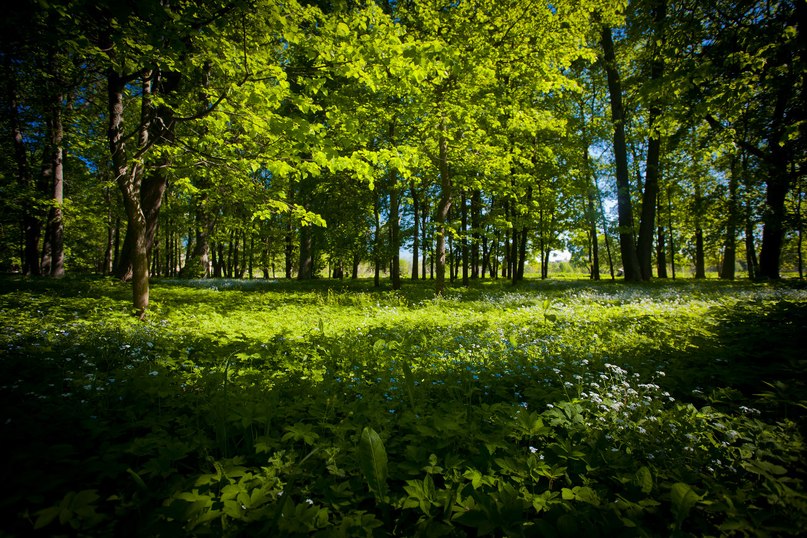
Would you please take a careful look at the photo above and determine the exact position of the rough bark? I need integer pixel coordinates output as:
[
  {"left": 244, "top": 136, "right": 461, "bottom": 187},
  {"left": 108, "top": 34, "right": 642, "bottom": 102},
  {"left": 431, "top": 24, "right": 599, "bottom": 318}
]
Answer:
[
  {"left": 636, "top": 0, "right": 666, "bottom": 281},
  {"left": 411, "top": 182, "right": 419, "bottom": 280},
  {"left": 720, "top": 157, "right": 739, "bottom": 279},
  {"left": 461, "top": 191, "right": 469, "bottom": 286},
  {"left": 298, "top": 224, "right": 313, "bottom": 279},
  {"left": 108, "top": 67, "right": 149, "bottom": 318},
  {"left": 601, "top": 25, "right": 641, "bottom": 282},
  {"left": 435, "top": 119, "right": 451, "bottom": 296}
]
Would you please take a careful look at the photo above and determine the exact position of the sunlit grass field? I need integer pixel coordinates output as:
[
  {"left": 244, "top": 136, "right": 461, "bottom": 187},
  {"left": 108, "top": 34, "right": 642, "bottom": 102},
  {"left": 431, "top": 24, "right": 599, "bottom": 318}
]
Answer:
[{"left": 1, "top": 275, "right": 806, "bottom": 536}]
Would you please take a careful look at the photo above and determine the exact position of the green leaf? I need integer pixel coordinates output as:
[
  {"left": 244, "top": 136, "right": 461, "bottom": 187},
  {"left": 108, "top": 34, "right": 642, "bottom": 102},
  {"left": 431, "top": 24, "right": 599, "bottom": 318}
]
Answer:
[
  {"left": 636, "top": 466, "right": 653, "bottom": 494},
  {"left": 358, "top": 427, "right": 388, "bottom": 502},
  {"left": 670, "top": 482, "right": 701, "bottom": 529}
]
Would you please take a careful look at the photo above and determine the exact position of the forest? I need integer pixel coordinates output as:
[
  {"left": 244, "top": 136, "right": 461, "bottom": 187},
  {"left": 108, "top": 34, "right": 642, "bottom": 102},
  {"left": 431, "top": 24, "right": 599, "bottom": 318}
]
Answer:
[{"left": 1, "top": 0, "right": 806, "bottom": 536}]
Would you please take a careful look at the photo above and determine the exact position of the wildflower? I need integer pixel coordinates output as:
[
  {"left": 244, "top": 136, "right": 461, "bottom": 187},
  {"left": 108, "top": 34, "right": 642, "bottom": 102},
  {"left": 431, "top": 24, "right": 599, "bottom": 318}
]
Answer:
[
  {"left": 149, "top": 371, "right": 159, "bottom": 376},
  {"left": 529, "top": 446, "right": 538, "bottom": 453}
]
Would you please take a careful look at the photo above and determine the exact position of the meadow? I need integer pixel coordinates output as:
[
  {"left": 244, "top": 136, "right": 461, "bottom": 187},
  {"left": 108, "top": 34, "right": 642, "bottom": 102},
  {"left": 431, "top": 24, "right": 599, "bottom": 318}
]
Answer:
[{"left": 1, "top": 275, "right": 806, "bottom": 537}]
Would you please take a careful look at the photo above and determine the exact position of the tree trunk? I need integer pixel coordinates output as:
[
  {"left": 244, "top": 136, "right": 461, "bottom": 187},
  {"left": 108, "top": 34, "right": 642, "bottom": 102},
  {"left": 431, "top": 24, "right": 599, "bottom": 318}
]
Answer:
[
  {"left": 108, "top": 68, "right": 149, "bottom": 318},
  {"left": 298, "top": 224, "right": 313, "bottom": 279},
  {"left": 694, "top": 228, "right": 706, "bottom": 279},
  {"left": 435, "top": 119, "right": 451, "bottom": 296},
  {"left": 4, "top": 55, "right": 42, "bottom": 276},
  {"left": 636, "top": 0, "right": 666, "bottom": 281},
  {"left": 411, "top": 182, "right": 419, "bottom": 280},
  {"left": 471, "top": 189, "right": 481, "bottom": 279},
  {"left": 45, "top": 95, "right": 65, "bottom": 277},
  {"left": 461, "top": 190, "right": 469, "bottom": 286},
  {"left": 656, "top": 192, "right": 668, "bottom": 278},
  {"left": 601, "top": 25, "right": 641, "bottom": 282},
  {"left": 720, "top": 156, "right": 739, "bottom": 279},
  {"left": 758, "top": 166, "right": 788, "bottom": 279},
  {"left": 389, "top": 174, "right": 401, "bottom": 290},
  {"left": 373, "top": 189, "right": 381, "bottom": 287}
]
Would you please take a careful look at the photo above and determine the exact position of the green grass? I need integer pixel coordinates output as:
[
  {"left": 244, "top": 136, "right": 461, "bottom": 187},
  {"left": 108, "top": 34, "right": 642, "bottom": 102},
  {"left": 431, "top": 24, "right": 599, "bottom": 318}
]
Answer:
[{"left": 1, "top": 275, "right": 806, "bottom": 536}]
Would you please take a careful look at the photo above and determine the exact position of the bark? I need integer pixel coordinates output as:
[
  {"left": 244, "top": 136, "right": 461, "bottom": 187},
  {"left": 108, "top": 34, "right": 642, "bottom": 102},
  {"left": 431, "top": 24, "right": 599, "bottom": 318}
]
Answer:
[
  {"left": 103, "top": 187, "right": 114, "bottom": 275},
  {"left": 373, "top": 189, "right": 381, "bottom": 287},
  {"left": 461, "top": 190, "right": 469, "bottom": 286},
  {"left": 4, "top": 55, "right": 42, "bottom": 276},
  {"left": 389, "top": 174, "right": 401, "bottom": 290},
  {"left": 46, "top": 93, "right": 65, "bottom": 277},
  {"left": 108, "top": 67, "right": 149, "bottom": 318},
  {"left": 720, "top": 156, "right": 739, "bottom": 279},
  {"left": 411, "top": 182, "right": 419, "bottom": 280},
  {"left": 435, "top": 119, "right": 451, "bottom": 296},
  {"left": 601, "top": 25, "right": 641, "bottom": 281},
  {"left": 636, "top": 0, "right": 666, "bottom": 281},
  {"left": 694, "top": 228, "right": 706, "bottom": 279},
  {"left": 758, "top": 163, "right": 788, "bottom": 279},
  {"left": 421, "top": 194, "right": 429, "bottom": 280},
  {"left": 471, "top": 189, "right": 481, "bottom": 279},
  {"left": 298, "top": 225, "right": 313, "bottom": 279},
  {"left": 585, "top": 146, "right": 600, "bottom": 280},
  {"left": 656, "top": 193, "right": 668, "bottom": 278}
]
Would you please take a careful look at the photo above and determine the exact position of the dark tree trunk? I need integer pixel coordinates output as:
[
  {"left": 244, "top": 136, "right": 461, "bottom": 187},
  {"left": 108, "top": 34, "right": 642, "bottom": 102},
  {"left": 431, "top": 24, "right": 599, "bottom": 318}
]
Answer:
[
  {"left": 636, "top": 0, "right": 666, "bottom": 281},
  {"left": 720, "top": 156, "right": 739, "bottom": 279},
  {"left": 601, "top": 25, "right": 641, "bottom": 282},
  {"left": 471, "top": 189, "right": 481, "bottom": 279},
  {"left": 389, "top": 173, "right": 401, "bottom": 290},
  {"left": 656, "top": 193, "right": 668, "bottom": 278},
  {"left": 103, "top": 187, "right": 114, "bottom": 275},
  {"left": 694, "top": 228, "right": 706, "bottom": 279},
  {"left": 461, "top": 190, "right": 469, "bottom": 286},
  {"left": 373, "top": 189, "right": 381, "bottom": 287},
  {"left": 298, "top": 225, "right": 313, "bottom": 279},
  {"left": 411, "top": 182, "right": 419, "bottom": 280},
  {"left": 758, "top": 166, "right": 788, "bottom": 279},
  {"left": 4, "top": 55, "right": 42, "bottom": 276}
]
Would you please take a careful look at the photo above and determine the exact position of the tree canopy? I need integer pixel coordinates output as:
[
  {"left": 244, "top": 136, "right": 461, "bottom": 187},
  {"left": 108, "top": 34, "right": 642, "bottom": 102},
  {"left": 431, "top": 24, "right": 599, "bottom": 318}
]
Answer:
[{"left": 1, "top": 0, "right": 804, "bottom": 313}]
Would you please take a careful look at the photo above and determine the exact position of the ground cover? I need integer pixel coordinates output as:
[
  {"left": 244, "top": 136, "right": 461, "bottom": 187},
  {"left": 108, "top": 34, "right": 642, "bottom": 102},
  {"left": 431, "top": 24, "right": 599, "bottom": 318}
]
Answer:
[{"left": 1, "top": 276, "right": 806, "bottom": 536}]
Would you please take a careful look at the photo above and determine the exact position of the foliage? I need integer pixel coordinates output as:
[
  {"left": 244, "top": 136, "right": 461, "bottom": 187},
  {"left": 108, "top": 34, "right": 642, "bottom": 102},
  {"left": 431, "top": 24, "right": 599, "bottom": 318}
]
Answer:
[{"left": 1, "top": 276, "right": 805, "bottom": 536}]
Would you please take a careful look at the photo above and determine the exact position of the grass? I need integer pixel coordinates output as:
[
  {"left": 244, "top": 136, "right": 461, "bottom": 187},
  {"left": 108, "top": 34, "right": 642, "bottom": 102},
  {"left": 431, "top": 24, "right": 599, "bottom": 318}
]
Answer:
[{"left": 1, "top": 274, "right": 806, "bottom": 536}]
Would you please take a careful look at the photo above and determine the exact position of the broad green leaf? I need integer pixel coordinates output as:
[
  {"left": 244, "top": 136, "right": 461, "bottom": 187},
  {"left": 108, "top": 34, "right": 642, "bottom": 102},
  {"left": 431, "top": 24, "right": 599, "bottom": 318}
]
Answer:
[
  {"left": 671, "top": 482, "right": 701, "bottom": 529},
  {"left": 358, "top": 427, "right": 388, "bottom": 502}
]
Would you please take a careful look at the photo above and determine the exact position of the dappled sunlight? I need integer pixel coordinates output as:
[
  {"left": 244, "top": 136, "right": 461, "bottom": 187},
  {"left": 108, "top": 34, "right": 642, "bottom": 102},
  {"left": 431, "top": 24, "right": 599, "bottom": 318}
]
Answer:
[{"left": 1, "top": 277, "right": 806, "bottom": 535}]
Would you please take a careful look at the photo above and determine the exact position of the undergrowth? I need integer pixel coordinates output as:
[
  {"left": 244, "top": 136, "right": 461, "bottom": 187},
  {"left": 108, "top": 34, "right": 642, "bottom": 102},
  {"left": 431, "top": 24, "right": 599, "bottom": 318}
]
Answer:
[{"left": 1, "top": 275, "right": 806, "bottom": 536}]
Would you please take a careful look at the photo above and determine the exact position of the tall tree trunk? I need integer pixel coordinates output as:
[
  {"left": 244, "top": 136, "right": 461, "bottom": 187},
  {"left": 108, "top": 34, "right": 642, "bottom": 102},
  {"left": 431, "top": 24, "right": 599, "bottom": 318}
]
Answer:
[
  {"left": 797, "top": 174, "right": 804, "bottom": 280},
  {"left": 103, "top": 186, "right": 114, "bottom": 275},
  {"left": 471, "top": 189, "right": 481, "bottom": 279},
  {"left": 4, "top": 55, "right": 42, "bottom": 276},
  {"left": 585, "top": 147, "right": 600, "bottom": 280},
  {"left": 601, "top": 25, "right": 641, "bottom": 282},
  {"left": 435, "top": 119, "right": 451, "bottom": 296},
  {"left": 668, "top": 188, "right": 677, "bottom": 279},
  {"left": 636, "top": 0, "right": 666, "bottom": 281},
  {"left": 411, "top": 182, "right": 419, "bottom": 280},
  {"left": 389, "top": 171, "right": 401, "bottom": 290},
  {"left": 694, "top": 177, "right": 705, "bottom": 278},
  {"left": 421, "top": 194, "right": 429, "bottom": 280},
  {"left": 373, "top": 189, "right": 381, "bottom": 287},
  {"left": 694, "top": 228, "right": 706, "bottom": 279},
  {"left": 720, "top": 156, "right": 739, "bottom": 279},
  {"left": 298, "top": 224, "right": 313, "bottom": 279},
  {"left": 461, "top": 190, "right": 469, "bottom": 286},
  {"left": 656, "top": 193, "right": 668, "bottom": 278},
  {"left": 758, "top": 164, "right": 788, "bottom": 279},
  {"left": 45, "top": 94, "right": 65, "bottom": 277},
  {"left": 108, "top": 67, "right": 149, "bottom": 318}
]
